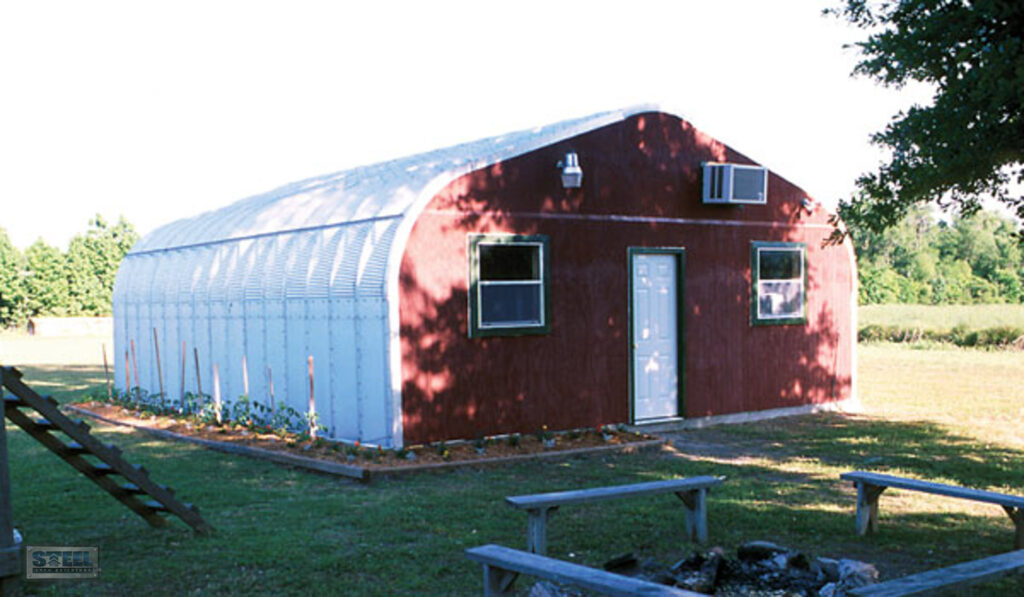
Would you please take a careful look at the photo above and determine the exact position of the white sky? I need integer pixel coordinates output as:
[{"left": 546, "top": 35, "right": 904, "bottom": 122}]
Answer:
[{"left": 0, "top": 0, "right": 933, "bottom": 250}]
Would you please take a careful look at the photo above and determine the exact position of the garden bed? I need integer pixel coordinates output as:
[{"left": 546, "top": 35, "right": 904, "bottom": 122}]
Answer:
[{"left": 67, "top": 401, "right": 664, "bottom": 481}]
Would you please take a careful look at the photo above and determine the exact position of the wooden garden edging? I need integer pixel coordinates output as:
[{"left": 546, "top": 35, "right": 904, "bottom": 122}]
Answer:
[
  {"left": 66, "top": 405, "right": 369, "bottom": 481},
  {"left": 465, "top": 544, "right": 699, "bottom": 596},
  {"left": 841, "top": 471, "right": 1024, "bottom": 550},
  {"left": 367, "top": 439, "right": 666, "bottom": 479},
  {"left": 68, "top": 405, "right": 664, "bottom": 481},
  {"left": 506, "top": 475, "right": 724, "bottom": 555}
]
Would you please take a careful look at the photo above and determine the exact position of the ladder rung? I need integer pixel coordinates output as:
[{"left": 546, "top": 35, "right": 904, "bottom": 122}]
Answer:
[
  {"left": 34, "top": 418, "right": 56, "bottom": 431},
  {"left": 62, "top": 442, "right": 88, "bottom": 456},
  {"left": 92, "top": 463, "right": 115, "bottom": 476},
  {"left": 120, "top": 483, "right": 145, "bottom": 495},
  {"left": 3, "top": 395, "right": 24, "bottom": 407},
  {"left": 44, "top": 395, "right": 58, "bottom": 406},
  {"left": 151, "top": 483, "right": 174, "bottom": 496},
  {"left": 74, "top": 419, "right": 91, "bottom": 431},
  {"left": 144, "top": 500, "right": 168, "bottom": 512}
]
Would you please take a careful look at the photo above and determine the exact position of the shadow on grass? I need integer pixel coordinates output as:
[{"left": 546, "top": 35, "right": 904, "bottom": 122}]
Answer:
[
  {"left": 7, "top": 365, "right": 107, "bottom": 403},
  {"left": 668, "top": 412, "right": 1024, "bottom": 490},
  {"left": 5, "top": 411, "right": 1023, "bottom": 593}
]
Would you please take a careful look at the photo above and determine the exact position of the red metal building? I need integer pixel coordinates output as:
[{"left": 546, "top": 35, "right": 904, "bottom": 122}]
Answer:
[
  {"left": 397, "top": 106, "right": 856, "bottom": 445},
  {"left": 116, "top": 105, "right": 856, "bottom": 448}
]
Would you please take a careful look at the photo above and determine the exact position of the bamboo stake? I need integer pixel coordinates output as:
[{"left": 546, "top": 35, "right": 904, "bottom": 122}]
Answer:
[
  {"left": 129, "top": 339, "right": 140, "bottom": 395},
  {"left": 102, "top": 343, "right": 112, "bottom": 401},
  {"left": 193, "top": 347, "right": 203, "bottom": 398},
  {"left": 242, "top": 354, "right": 249, "bottom": 396},
  {"left": 179, "top": 341, "right": 187, "bottom": 407},
  {"left": 307, "top": 355, "right": 316, "bottom": 440},
  {"left": 212, "top": 363, "right": 222, "bottom": 425},
  {"left": 153, "top": 328, "right": 165, "bottom": 405}
]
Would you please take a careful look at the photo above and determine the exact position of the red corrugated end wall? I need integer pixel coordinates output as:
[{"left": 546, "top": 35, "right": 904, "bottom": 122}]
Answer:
[{"left": 398, "top": 112, "right": 855, "bottom": 445}]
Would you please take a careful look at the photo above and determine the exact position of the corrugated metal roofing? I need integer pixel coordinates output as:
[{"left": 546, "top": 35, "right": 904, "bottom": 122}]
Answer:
[
  {"left": 129, "top": 104, "right": 659, "bottom": 255},
  {"left": 114, "top": 104, "right": 663, "bottom": 448}
]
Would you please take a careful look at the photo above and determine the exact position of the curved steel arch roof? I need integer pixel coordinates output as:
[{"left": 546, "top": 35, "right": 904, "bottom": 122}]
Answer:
[{"left": 129, "top": 104, "right": 663, "bottom": 257}]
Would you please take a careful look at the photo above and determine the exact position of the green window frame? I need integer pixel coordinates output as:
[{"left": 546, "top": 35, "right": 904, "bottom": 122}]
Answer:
[
  {"left": 468, "top": 234, "right": 551, "bottom": 338},
  {"left": 751, "top": 241, "right": 807, "bottom": 326}
]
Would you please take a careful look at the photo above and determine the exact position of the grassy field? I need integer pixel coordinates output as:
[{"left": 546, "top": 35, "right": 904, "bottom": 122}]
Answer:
[
  {"left": 859, "top": 303, "right": 1024, "bottom": 330},
  {"left": 2, "top": 331, "right": 1023, "bottom": 594}
]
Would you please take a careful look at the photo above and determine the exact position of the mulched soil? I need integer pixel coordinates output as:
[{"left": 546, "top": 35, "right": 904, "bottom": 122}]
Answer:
[{"left": 72, "top": 401, "right": 656, "bottom": 470}]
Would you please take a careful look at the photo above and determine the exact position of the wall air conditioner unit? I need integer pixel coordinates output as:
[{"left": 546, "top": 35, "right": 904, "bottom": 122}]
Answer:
[{"left": 702, "top": 162, "right": 768, "bottom": 205}]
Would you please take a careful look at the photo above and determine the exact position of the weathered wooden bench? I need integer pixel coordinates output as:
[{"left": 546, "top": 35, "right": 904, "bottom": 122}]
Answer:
[
  {"left": 848, "top": 549, "right": 1024, "bottom": 596},
  {"left": 506, "top": 476, "right": 724, "bottom": 555},
  {"left": 840, "top": 471, "right": 1024, "bottom": 550},
  {"left": 465, "top": 544, "right": 701, "bottom": 596}
]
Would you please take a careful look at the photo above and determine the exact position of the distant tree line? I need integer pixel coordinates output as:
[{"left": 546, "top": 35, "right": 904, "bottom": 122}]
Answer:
[
  {"left": 852, "top": 208, "right": 1023, "bottom": 305},
  {"left": 0, "top": 215, "right": 137, "bottom": 328}
]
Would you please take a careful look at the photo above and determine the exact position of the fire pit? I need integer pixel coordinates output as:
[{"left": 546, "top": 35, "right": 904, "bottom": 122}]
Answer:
[{"left": 531, "top": 541, "right": 879, "bottom": 597}]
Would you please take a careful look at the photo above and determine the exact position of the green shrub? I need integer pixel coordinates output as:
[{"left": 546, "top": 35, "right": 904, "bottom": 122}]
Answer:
[{"left": 859, "top": 323, "right": 1024, "bottom": 349}]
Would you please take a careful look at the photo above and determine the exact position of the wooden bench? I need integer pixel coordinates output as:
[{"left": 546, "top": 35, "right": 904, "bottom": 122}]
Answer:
[
  {"left": 849, "top": 549, "right": 1024, "bottom": 596},
  {"left": 840, "top": 471, "right": 1024, "bottom": 549},
  {"left": 506, "top": 476, "right": 724, "bottom": 555},
  {"left": 465, "top": 544, "right": 700, "bottom": 596}
]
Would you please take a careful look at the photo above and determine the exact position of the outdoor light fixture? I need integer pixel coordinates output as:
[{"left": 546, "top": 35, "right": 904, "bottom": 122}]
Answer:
[
  {"left": 559, "top": 151, "right": 583, "bottom": 188},
  {"left": 801, "top": 197, "right": 819, "bottom": 213}
]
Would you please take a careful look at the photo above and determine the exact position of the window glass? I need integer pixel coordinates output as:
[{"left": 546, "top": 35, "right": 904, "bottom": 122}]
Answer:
[
  {"left": 480, "top": 284, "right": 542, "bottom": 325},
  {"left": 752, "top": 243, "right": 805, "bottom": 325},
  {"left": 469, "top": 235, "right": 550, "bottom": 337},
  {"left": 758, "top": 280, "right": 803, "bottom": 318},
  {"left": 480, "top": 245, "right": 540, "bottom": 281},
  {"left": 759, "top": 249, "right": 801, "bottom": 280}
]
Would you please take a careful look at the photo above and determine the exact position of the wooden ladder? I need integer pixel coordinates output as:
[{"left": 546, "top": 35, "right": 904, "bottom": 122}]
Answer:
[{"left": 1, "top": 366, "right": 211, "bottom": 534}]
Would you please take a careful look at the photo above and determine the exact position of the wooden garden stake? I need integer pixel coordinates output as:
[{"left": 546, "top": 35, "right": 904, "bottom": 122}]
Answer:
[
  {"left": 212, "top": 363, "right": 222, "bottom": 425},
  {"left": 124, "top": 350, "right": 130, "bottom": 393},
  {"left": 179, "top": 342, "right": 187, "bottom": 407},
  {"left": 266, "top": 365, "right": 275, "bottom": 413},
  {"left": 130, "top": 339, "right": 140, "bottom": 395},
  {"left": 308, "top": 355, "right": 316, "bottom": 440},
  {"left": 242, "top": 354, "right": 249, "bottom": 396},
  {"left": 102, "top": 343, "right": 112, "bottom": 400},
  {"left": 193, "top": 347, "right": 203, "bottom": 398},
  {"left": 153, "top": 328, "right": 165, "bottom": 405}
]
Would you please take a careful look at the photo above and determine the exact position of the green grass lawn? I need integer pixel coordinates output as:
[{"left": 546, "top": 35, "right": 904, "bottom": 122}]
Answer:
[
  {"left": 859, "top": 303, "right": 1024, "bottom": 330},
  {"left": 3, "top": 333, "right": 1023, "bottom": 594}
]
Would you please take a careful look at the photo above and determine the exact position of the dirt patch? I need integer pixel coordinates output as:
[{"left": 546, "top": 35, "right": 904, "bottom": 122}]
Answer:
[{"left": 70, "top": 401, "right": 658, "bottom": 472}]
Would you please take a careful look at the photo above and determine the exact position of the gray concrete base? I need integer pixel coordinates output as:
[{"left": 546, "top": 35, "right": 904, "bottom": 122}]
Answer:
[{"left": 627, "top": 398, "right": 863, "bottom": 434}]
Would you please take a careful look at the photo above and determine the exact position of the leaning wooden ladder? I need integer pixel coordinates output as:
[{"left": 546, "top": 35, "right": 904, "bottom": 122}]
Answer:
[{"left": 1, "top": 366, "right": 211, "bottom": 534}]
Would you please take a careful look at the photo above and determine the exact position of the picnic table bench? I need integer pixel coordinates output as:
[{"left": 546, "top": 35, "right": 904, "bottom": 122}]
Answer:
[
  {"left": 506, "top": 476, "right": 724, "bottom": 555},
  {"left": 849, "top": 549, "right": 1024, "bottom": 596},
  {"left": 840, "top": 471, "right": 1024, "bottom": 550},
  {"left": 465, "top": 544, "right": 701, "bottom": 596}
]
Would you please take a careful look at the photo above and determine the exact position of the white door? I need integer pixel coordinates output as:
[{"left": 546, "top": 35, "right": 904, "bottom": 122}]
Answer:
[{"left": 631, "top": 253, "right": 680, "bottom": 421}]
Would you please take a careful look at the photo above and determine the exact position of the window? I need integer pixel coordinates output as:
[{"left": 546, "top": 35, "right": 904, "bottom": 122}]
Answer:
[
  {"left": 468, "top": 234, "right": 551, "bottom": 337},
  {"left": 751, "top": 241, "right": 806, "bottom": 325}
]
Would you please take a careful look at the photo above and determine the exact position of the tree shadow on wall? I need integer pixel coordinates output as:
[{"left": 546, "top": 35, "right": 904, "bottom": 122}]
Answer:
[{"left": 398, "top": 111, "right": 853, "bottom": 445}]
